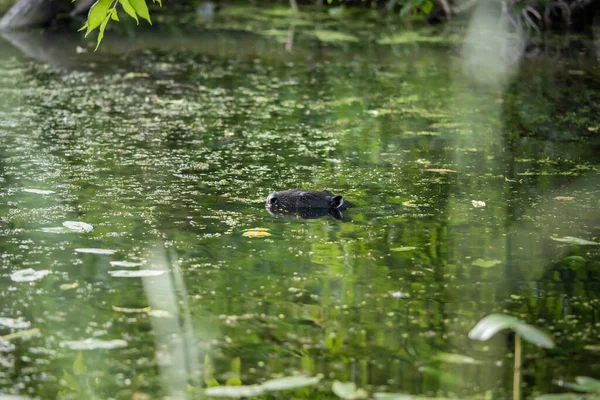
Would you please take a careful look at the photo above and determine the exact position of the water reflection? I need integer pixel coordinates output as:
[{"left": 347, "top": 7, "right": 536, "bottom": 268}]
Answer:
[{"left": 0, "top": 9, "right": 599, "bottom": 400}]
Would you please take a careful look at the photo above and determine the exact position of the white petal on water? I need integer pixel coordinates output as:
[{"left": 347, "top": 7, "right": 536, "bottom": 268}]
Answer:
[
  {"left": 261, "top": 375, "right": 321, "bottom": 391},
  {"left": 108, "top": 270, "right": 165, "bottom": 278},
  {"left": 0, "top": 318, "right": 31, "bottom": 330},
  {"left": 62, "top": 221, "right": 94, "bottom": 233},
  {"left": 75, "top": 248, "right": 117, "bottom": 255},
  {"left": 60, "top": 338, "right": 128, "bottom": 350},
  {"left": 22, "top": 188, "right": 55, "bottom": 195},
  {"left": 109, "top": 261, "right": 143, "bottom": 268},
  {"left": 204, "top": 385, "right": 265, "bottom": 398},
  {"left": 40, "top": 227, "right": 71, "bottom": 234},
  {"left": 10, "top": 269, "right": 51, "bottom": 282}
]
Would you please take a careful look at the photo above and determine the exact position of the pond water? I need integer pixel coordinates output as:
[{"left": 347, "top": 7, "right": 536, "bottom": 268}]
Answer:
[{"left": 0, "top": 6, "right": 599, "bottom": 400}]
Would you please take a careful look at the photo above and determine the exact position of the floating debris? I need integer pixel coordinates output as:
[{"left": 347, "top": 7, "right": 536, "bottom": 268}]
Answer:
[
  {"left": 0, "top": 318, "right": 31, "bottom": 330},
  {"left": 62, "top": 221, "right": 94, "bottom": 233},
  {"left": 108, "top": 270, "right": 165, "bottom": 278},
  {"left": 60, "top": 338, "right": 128, "bottom": 350},
  {"left": 10, "top": 269, "right": 51, "bottom": 282},
  {"left": 75, "top": 248, "right": 117, "bottom": 255},
  {"left": 109, "top": 261, "right": 143, "bottom": 268},
  {"left": 22, "top": 188, "right": 55, "bottom": 195}
]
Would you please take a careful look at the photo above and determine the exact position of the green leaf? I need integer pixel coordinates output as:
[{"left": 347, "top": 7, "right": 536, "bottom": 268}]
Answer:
[
  {"left": 261, "top": 376, "right": 320, "bottom": 392},
  {"left": 471, "top": 258, "right": 501, "bottom": 268},
  {"left": 230, "top": 357, "right": 241, "bottom": 374},
  {"left": 225, "top": 376, "right": 242, "bottom": 386},
  {"left": 94, "top": 14, "right": 111, "bottom": 51},
  {"left": 562, "top": 376, "right": 600, "bottom": 393},
  {"left": 152, "top": 0, "right": 161, "bottom": 6},
  {"left": 468, "top": 314, "right": 555, "bottom": 349},
  {"left": 391, "top": 246, "right": 417, "bottom": 252},
  {"left": 433, "top": 352, "right": 482, "bottom": 365},
  {"left": 72, "top": 352, "right": 87, "bottom": 375},
  {"left": 110, "top": 9, "right": 119, "bottom": 21},
  {"left": 399, "top": 3, "right": 412, "bottom": 16},
  {"left": 119, "top": 0, "right": 138, "bottom": 24},
  {"left": 86, "top": 0, "right": 111, "bottom": 35},
  {"left": 560, "top": 255, "right": 586, "bottom": 268},
  {"left": 128, "top": 0, "right": 151, "bottom": 24},
  {"left": 421, "top": 0, "right": 434, "bottom": 14},
  {"left": 78, "top": 22, "right": 88, "bottom": 32}
]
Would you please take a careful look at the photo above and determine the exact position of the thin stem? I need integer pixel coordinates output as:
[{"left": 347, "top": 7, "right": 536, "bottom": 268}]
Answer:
[{"left": 513, "top": 332, "right": 521, "bottom": 400}]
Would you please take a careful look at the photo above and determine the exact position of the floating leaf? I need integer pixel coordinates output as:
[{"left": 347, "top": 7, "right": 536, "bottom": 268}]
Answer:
[
  {"left": 40, "top": 227, "right": 71, "bottom": 234},
  {"left": 112, "top": 305, "right": 152, "bottom": 313},
  {"left": 0, "top": 317, "right": 31, "bottom": 330},
  {"left": 204, "top": 385, "right": 264, "bottom": 398},
  {"left": 560, "top": 256, "right": 586, "bottom": 268},
  {"left": 1, "top": 328, "right": 40, "bottom": 341},
  {"left": 468, "top": 314, "right": 555, "bottom": 348},
  {"left": 332, "top": 381, "right": 367, "bottom": 400},
  {"left": 75, "top": 248, "right": 117, "bottom": 254},
  {"left": 554, "top": 196, "right": 574, "bottom": 201},
  {"left": 313, "top": 30, "right": 359, "bottom": 42},
  {"left": 60, "top": 282, "right": 79, "bottom": 291},
  {"left": 433, "top": 352, "right": 481, "bottom": 365},
  {"left": 109, "top": 261, "right": 143, "bottom": 267},
  {"left": 261, "top": 376, "right": 321, "bottom": 392},
  {"left": 584, "top": 344, "right": 600, "bottom": 352},
  {"left": 471, "top": 200, "right": 486, "bottom": 208},
  {"left": 22, "top": 188, "right": 54, "bottom": 195},
  {"left": 129, "top": 0, "right": 151, "bottom": 24},
  {"left": 391, "top": 246, "right": 417, "bottom": 252},
  {"left": 425, "top": 169, "right": 456, "bottom": 173},
  {"left": 242, "top": 228, "right": 271, "bottom": 238},
  {"left": 551, "top": 236, "right": 599, "bottom": 246},
  {"left": 62, "top": 221, "right": 94, "bottom": 233},
  {"left": 60, "top": 338, "right": 127, "bottom": 350},
  {"left": 471, "top": 258, "right": 501, "bottom": 268},
  {"left": 10, "top": 268, "right": 51, "bottom": 282},
  {"left": 108, "top": 270, "right": 165, "bottom": 277},
  {"left": 147, "top": 309, "right": 174, "bottom": 318}
]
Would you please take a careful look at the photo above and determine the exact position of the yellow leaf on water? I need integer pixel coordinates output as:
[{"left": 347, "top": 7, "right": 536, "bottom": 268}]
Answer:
[
  {"left": 242, "top": 228, "right": 271, "bottom": 238},
  {"left": 554, "top": 196, "right": 574, "bottom": 201}
]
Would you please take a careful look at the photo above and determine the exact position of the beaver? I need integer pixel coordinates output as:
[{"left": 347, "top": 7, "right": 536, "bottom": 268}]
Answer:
[{"left": 265, "top": 189, "right": 348, "bottom": 220}]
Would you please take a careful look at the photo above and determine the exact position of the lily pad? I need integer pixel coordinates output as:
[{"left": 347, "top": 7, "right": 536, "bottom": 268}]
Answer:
[
  {"left": 62, "top": 221, "right": 94, "bottom": 233},
  {"left": 60, "top": 338, "right": 127, "bottom": 350},
  {"left": 0, "top": 318, "right": 31, "bottom": 330},
  {"left": 75, "top": 248, "right": 117, "bottom": 255},
  {"left": 10, "top": 269, "right": 51, "bottom": 282},
  {"left": 108, "top": 270, "right": 165, "bottom": 278},
  {"left": 551, "top": 236, "right": 599, "bottom": 246},
  {"left": 468, "top": 314, "right": 554, "bottom": 348}
]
